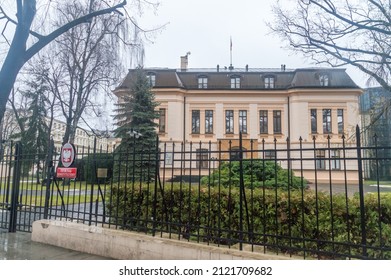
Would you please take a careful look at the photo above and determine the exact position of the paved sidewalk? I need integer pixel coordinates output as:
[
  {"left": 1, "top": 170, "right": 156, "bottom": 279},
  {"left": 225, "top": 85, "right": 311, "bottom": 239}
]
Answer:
[{"left": 0, "top": 230, "right": 112, "bottom": 260}]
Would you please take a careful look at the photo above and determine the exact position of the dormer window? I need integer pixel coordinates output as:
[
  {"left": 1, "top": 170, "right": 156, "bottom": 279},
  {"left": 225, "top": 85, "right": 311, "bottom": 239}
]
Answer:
[
  {"left": 198, "top": 76, "right": 208, "bottom": 89},
  {"left": 264, "top": 76, "right": 275, "bottom": 89},
  {"left": 319, "top": 73, "right": 329, "bottom": 86},
  {"left": 146, "top": 73, "right": 156, "bottom": 87},
  {"left": 230, "top": 76, "right": 241, "bottom": 89}
]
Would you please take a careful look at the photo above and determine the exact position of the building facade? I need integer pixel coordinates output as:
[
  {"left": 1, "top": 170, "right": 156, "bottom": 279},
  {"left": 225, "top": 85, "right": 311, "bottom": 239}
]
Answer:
[{"left": 115, "top": 62, "right": 362, "bottom": 183}]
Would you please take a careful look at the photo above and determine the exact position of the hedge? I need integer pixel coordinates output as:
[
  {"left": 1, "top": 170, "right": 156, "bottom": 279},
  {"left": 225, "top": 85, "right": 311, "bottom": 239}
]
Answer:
[{"left": 106, "top": 184, "right": 391, "bottom": 259}]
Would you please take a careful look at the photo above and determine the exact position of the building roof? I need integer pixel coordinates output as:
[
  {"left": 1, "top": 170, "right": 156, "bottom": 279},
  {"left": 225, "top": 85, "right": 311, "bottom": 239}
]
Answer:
[{"left": 116, "top": 67, "right": 360, "bottom": 91}]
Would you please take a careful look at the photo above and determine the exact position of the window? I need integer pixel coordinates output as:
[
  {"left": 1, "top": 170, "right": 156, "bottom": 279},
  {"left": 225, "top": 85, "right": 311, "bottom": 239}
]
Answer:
[
  {"left": 192, "top": 110, "right": 200, "bottom": 134},
  {"left": 205, "top": 110, "right": 213, "bottom": 134},
  {"left": 316, "top": 150, "right": 326, "bottom": 170},
  {"left": 264, "top": 150, "right": 276, "bottom": 159},
  {"left": 311, "top": 109, "right": 317, "bottom": 134},
  {"left": 230, "top": 76, "right": 240, "bottom": 88},
  {"left": 273, "top": 110, "right": 282, "bottom": 134},
  {"left": 230, "top": 147, "right": 246, "bottom": 161},
  {"left": 165, "top": 152, "right": 173, "bottom": 165},
  {"left": 196, "top": 149, "right": 209, "bottom": 169},
  {"left": 159, "top": 108, "right": 166, "bottom": 133},
  {"left": 259, "top": 110, "right": 268, "bottom": 134},
  {"left": 319, "top": 74, "right": 329, "bottom": 86},
  {"left": 331, "top": 150, "right": 341, "bottom": 170},
  {"left": 146, "top": 73, "right": 156, "bottom": 87},
  {"left": 225, "top": 110, "right": 234, "bottom": 133},
  {"left": 239, "top": 110, "right": 247, "bottom": 133},
  {"left": 264, "top": 76, "right": 275, "bottom": 89},
  {"left": 337, "top": 109, "right": 344, "bottom": 134},
  {"left": 323, "top": 109, "right": 332, "bottom": 134},
  {"left": 198, "top": 76, "right": 208, "bottom": 89}
]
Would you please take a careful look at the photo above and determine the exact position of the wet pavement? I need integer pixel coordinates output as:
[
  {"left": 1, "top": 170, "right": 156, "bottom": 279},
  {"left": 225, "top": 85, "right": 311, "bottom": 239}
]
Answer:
[{"left": 0, "top": 230, "right": 112, "bottom": 260}]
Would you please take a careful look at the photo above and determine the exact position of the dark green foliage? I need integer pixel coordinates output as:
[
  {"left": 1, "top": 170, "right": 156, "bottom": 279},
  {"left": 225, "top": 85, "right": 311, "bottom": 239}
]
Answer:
[
  {"left": 80, "top": 154, "right": 114, "bottom": 184},
  {"left": 113, "top": 67, "right": 159, "bottom": 182},
  {"left": 11, "top": 75, "right": 50, "bottom": 179},
  {"left": 107, "top": 184, "right": 391, "bottom": 259},
  {"left": 201, "top": 160, "right": 307, "bottom": 190}
]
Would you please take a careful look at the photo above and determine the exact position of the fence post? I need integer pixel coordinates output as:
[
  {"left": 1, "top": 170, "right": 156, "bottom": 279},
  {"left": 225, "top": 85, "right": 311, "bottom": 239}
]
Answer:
[
  {"left": 239, "top": 132, "right": 244, "bottom": 250},
  {"left": 152, "top": 135, "right": 159, "bottom": 236},
  {"left": 43, "top": 140, "right": 54, "bottom": 219},
  {"left": 9, "top": 142, "right": 22, "bottom": 232},
  {"left": 356, "top": 125, "right": 367, "bottom": 258}
]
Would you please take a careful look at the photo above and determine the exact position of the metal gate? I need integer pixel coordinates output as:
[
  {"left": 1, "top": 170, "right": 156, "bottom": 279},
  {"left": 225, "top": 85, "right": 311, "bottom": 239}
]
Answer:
[
  {"left": 0, "top": 140, "right": 107, "bottom": 233},
  {"left": 0, "top": 140, "right": 55, "bottom": 232}
]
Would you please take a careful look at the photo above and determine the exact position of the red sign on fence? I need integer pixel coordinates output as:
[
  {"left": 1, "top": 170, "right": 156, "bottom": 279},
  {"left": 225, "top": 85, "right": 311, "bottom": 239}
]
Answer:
[{"left": 56, "top": 167, "right": 77, "bottom": 179}]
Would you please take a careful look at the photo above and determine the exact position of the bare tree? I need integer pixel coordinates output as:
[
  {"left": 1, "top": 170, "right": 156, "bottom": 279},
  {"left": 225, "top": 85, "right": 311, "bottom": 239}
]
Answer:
[
  {"left": 269, "top": 0, "right": 391, "bottom": 124},
  {"left": 42, "top": 0, "right": 137, "bottom": 145},
  {"left": 0, "top": 0, "right": 128, "bottom": 124}
]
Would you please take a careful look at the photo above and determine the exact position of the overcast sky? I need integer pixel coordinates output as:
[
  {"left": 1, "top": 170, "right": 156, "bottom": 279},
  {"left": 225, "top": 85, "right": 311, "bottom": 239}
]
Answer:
[{"left": 136, "top": 0, "right": 369, "bottom": 87}]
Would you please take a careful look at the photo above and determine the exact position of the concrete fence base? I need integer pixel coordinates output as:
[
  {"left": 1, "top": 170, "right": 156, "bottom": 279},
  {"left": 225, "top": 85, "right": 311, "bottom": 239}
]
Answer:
[{"left": 31, "top": 220, "right": 290, "bottom": 260}]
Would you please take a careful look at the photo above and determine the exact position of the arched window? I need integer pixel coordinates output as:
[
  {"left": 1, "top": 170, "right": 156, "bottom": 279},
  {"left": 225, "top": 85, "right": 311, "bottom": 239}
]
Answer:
[{"left": 319, "top": 73, "right": 329, "bottom": 86}]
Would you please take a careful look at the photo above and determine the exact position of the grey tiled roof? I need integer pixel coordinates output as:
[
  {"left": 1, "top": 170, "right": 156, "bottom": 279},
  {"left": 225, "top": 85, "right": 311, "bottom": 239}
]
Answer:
[{"left": 117, "top": 67, "right": 360, "bottom": 90}]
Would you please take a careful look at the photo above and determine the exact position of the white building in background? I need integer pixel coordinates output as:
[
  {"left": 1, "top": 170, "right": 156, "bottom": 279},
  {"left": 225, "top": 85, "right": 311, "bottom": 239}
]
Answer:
[{"left": 114, "top": 57, "right": 363, "bottom": 183}]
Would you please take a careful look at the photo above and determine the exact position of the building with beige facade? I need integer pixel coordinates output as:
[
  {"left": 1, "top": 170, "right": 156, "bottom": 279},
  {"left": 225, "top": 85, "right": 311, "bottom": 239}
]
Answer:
[{"left": 114, "top": 60, "right": 363, "bottom": 183}]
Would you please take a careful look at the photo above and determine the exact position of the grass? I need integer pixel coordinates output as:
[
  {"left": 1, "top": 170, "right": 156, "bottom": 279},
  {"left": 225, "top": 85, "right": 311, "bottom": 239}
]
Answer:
[{"left": 0, "top": 180, "right": 108, "bottom": 208}]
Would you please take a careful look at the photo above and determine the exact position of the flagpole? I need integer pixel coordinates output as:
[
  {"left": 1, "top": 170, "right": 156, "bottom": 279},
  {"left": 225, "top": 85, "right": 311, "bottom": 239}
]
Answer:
[{"left": 230, "top": 36, "right": 233, "bottom": 67}]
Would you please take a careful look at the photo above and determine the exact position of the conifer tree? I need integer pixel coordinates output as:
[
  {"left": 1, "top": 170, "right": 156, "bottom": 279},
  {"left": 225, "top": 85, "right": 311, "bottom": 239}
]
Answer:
[{"left": 113, "top": 67, "right": 159, "bottom": 182}]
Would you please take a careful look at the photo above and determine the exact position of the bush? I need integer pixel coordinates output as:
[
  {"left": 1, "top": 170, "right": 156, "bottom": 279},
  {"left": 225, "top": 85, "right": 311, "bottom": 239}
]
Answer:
[
  {"left": 81, "top": 153, "right": 114, "bottom": 184},
  {"left": 107, "top": 183, "right": 391, "bottom": 259},
  {"left": 201, "top": 160, "right": 307, "bottom": 190}
]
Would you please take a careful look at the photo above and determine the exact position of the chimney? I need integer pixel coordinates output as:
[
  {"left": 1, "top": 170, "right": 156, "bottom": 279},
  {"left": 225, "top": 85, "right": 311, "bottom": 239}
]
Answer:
[
  {"left": 180, "top": 52, "right": 191, "bottom": 71},
  {"left": 281, "top": 64, "right": 286, "bottom": 71},
  {"left": 245, "top": 64, "right": 249, "bottom": 72},
  {"left": 217, "top": 64, "right": 220, "bottom": 72}
]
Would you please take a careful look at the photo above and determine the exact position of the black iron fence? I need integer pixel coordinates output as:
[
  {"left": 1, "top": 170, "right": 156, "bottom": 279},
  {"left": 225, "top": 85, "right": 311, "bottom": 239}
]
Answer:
[{"left": 1, "top": 127, "right": 391, "bottom": 259}]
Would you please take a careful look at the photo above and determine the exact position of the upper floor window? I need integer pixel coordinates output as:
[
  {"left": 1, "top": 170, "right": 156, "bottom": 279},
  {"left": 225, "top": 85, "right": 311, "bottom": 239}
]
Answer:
[
  {"left": 192, "top": 110, "right": 200, "bottom": 134},
  {"left": 273, "top": 110, "right": 282, "bottom": 134},
  {"left": 259, "top": 110, "right": 268, "bottom": 134},
  {"left": 225, "top": 110, "right": 234, "bottom": 133},
  {"left": 159, "top": 108, "right": 166, "bottom": 133},
  {"left": 146, "top": 73, "right": 156, "bottom": 87},
  {"left": 205, "top": 110, "right": 213, "bottom": 134},
  {"left": 264, "top": 76, "right": 275, "bottom": 89},
  {"left": 230, "top": 76, "right": 241, "bottom": 89},
  {"left": 323, "top": 109, "right": 332, "bottom": 134},
  {"left": 198, "top": 76, "right": 208, "bottom": 89},
  {"left": 311, "top": 109, "right": 317, "bottom": 134},
  {"left": 319, "top": 74, "right": 329, "bottom": 86},
  {"left": 239, "top": 110, "right": 247, "bottom": 133},
  {"left": 337, "top": 109, "right": 344, "bottom": 134}
]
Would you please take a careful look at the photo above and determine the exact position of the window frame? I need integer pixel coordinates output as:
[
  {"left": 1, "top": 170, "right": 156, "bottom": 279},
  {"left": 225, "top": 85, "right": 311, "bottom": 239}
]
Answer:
[
  {"left": 196, "top": 148, "right": 209, "bottom": 169},
  {"left": 225, "top": 110, "right": 234, "bottom": 134},
  {"left": 259, "top": 110, "right": 268, "bottom": 134},
  {"left": 319, "top": 74, "right": 329, "bottom": 86},
  {"left": 146, "top": 73, "right": 156, "bottom": 87},
  {"left": 273, "top": 110, "right": 282, "bottom": 134},
  {"left": 264, "top": 76, "right": 275, "bottom": 89},
  {"left": 230, "top": 76, "right": 241, "bottom": 89},
  {"left": 337, "top": 109, "right": 344, "bottom": 134},
  {"left": 323, "top": 109, "right": 332, "bottom": 134},
  {"left": 239, "top": 110, "right": 247, "bottom": 134},
  {"left": 158, "top": 108, "right": 166, "bottom": 133},
  {"left": 311, "top": 109, "right": 317, "bottom": 134},
  {"left": 191, "top": 110, "right": 200, "bottom": 134},
  {"left": 205, "top": 110, "right": 213, "bottom": 134},
  {"left": 198, "top": 76, "right": 208, "bottom": 89}
]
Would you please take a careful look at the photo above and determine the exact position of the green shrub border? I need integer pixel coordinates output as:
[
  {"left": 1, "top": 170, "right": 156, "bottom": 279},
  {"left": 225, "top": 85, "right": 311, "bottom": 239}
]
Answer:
[{"left": 107, "top": 183, "right": 391, "bottom": 259}]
